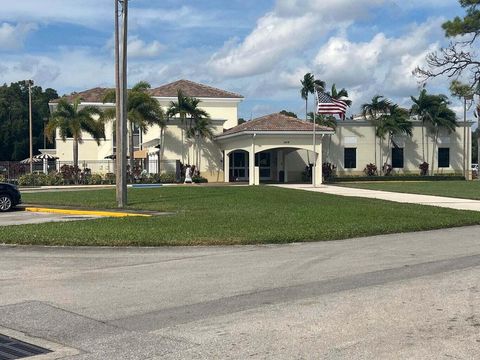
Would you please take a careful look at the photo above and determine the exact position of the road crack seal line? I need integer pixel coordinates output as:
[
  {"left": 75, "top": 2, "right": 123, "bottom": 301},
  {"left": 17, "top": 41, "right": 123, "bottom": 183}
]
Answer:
[{"left": 109, "top": 253, "right": 480, "bottom": 331}]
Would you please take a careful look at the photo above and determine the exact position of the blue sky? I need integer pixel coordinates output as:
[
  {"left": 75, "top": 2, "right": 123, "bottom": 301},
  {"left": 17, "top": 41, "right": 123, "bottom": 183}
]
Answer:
[{"left": 0, "top": 0, "right": 472, "bottom": 119}]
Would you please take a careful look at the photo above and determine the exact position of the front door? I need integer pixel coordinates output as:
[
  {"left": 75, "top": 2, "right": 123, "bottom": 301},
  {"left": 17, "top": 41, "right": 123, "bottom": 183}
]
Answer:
[
  {"left": 229, "top": 151, "right": 249, "bottom": 181},
  {"left": 256, "top": 152, "right": 272, "bottom": 180}
]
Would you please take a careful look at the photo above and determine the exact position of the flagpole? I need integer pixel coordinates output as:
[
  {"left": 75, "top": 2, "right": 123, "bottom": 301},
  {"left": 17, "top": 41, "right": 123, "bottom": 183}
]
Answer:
[{"left": 313, "top": 89, "right": 317, "bottom": 187}]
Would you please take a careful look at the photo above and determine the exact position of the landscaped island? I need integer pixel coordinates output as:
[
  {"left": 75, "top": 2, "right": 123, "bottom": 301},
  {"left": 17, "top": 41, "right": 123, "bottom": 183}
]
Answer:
[{"left": 2, "top": 186, "right": 480, "bottom": 246}]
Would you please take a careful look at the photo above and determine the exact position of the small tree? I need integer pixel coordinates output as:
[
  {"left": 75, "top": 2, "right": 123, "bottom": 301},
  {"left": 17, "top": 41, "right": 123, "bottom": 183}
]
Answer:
[
  {"left": 361, "top": 95, "right": 392, "bottom": 170},
  {"left": 103, "top": 81, "right": 165, "bottom": 176},
  {"left": 377, "top": 104, "right": 413, "bottom": 169},
  {"left": 185, "top": 97, "right": 212, "bottom": 169},
  {"left": 46, "top": 97, "right": 105, "bottom": 170},
  {"left": 415, "top": 0, "right": 480, "bottom": 90}
]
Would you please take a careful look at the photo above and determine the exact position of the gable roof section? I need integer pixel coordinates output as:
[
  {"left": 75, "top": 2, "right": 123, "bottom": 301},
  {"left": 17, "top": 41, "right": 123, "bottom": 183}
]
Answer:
[
  {"left": 218, "top": 113, "right": 333, "bottom": 138},
  {"left": 149, "top": 79, "right": 243, "bottom": 99},
  {"left": 50, "top": 87, "right": 112, "bottom": 104}
]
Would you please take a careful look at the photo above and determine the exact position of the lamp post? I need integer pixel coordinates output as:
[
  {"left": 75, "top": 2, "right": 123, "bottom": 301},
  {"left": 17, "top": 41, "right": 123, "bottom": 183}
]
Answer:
[{"left": 25, "top": 80, "right": 34, "bottom": 173}]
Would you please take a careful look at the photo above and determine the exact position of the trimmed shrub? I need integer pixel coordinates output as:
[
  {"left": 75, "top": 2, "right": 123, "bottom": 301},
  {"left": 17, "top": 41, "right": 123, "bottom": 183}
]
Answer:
[
  {"left": 18, "top": 173, "right": 49, "bottom": 186},
  {"left": 364, "top": 163, "right": 378, "bottom": 176},
  {"left": 104, "top": 173, "right": 116, "bottom": 184},
  {"left": 159, "top": 172, "right": 176, "bottom": 183},
  {"left": 322, "top": 162, "right": 337, "bottom": 180},
  {"left": 47, "top": 172, "right": 64, "bottom": 186},
  {"left": 192, "top": 175, "right": 208, "bottom": 183},
  {"left": 88, "top": 174, "right": 103, "bottom": 185},
  {"left": 60, "top": 165, "right": 81, "bottom": 184},
  {"left": 419, "top": 162, "right": 429, "bottom": 176}
]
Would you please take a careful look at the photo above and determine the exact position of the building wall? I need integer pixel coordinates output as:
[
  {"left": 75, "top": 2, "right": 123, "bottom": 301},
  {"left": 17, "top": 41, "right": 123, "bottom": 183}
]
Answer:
[
  {"left": 325, "top": 120, "right": 472, "bottom": 177},
  {"left": 52, "top": 99, "right": 235, "bottom": 181}
]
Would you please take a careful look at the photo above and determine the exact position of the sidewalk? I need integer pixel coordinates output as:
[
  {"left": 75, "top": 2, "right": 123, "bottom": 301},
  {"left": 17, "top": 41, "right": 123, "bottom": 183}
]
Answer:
[{"left": 273, "top": 184, "right": 480, "bottom": 212}]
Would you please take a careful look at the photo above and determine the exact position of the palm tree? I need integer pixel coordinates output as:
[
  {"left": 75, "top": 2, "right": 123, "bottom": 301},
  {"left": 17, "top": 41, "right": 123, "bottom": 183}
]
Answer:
[
  {"left": 185, "top": 97, "right": 212, "bottom": 168},
  {"left": 361, "top": 95, "right": 392, "bottom": 169},
  {"left": 166, "top": 90, "right": 191, "bottom": 164},
  {"left": 46, "top": 97, "right": 105, "bottom": 170},
  {"left": 301, "top": 73, "right": 325, "bottom": 165},
  {"left": 103, "top": 81, "right": 165, "bottom": 176},
  {"left": 300, "top": 73, "right": 325, "bottom": 122},
  {"left": 187, "top": 115, "right": 213, "bottom": 171},
  {"left": 428, "top": 101, "right": 457, "bottom": 175},
  {"left": 328, "top": 84, "right": 352, "bottom": 107},
  {"left": 410, "top": 89, "right": 435, "bottom": 163},
  {"left": 378, "top": 104, "right": 413, "bottom": 167}
]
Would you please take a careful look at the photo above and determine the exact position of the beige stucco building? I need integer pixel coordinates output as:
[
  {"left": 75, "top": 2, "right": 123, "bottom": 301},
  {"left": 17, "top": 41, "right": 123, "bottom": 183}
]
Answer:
[
  {"left": 329, "top": 116, "right": 472, "bottom": 177},
  {"left": 48, "top": 79, "right": 473, "bottom": 183}
]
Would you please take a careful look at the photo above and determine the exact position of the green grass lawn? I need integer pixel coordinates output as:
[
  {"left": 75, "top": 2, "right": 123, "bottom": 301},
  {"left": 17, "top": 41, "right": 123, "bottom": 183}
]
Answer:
[
  {"left": 337, "top": 180, "right": 480, "bottom": 200},
  {"left": 2, "top": 186, "right": 480, "bottom": 246}
]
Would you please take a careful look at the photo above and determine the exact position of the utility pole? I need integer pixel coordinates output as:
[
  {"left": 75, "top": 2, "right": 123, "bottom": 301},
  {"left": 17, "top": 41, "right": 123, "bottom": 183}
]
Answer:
[
  {"left": 464, "top": 94, "right": 474, "bottom": 179},
  {"left": 115, "top": 0, "right": 128, "bottom": 207},
  {"left": 25, "top": 80, "right": 34, "bottom": 173}
]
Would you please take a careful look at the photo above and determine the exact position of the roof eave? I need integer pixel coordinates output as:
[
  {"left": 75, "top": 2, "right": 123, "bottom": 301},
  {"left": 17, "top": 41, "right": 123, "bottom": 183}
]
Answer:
[{"left": 216, "top": 130, "right": 335, "bottom": 141}]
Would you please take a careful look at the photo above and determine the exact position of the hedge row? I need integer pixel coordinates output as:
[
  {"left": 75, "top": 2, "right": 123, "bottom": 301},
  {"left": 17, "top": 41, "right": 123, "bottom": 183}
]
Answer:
[{"left": 328, "top": 175, "right": 466, "bottom": 183}]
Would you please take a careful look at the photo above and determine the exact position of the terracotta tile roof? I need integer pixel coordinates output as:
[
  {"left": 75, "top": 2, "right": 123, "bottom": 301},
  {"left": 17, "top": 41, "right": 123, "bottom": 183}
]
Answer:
[
  {"left": 50, "top": 87, "right": 112, "bottom": 104},
  {"left": 149, "top": 79, "right": 243, "bottom": 99},
  {"left": 218, "top": 113, "right": 334, "bottom": 137}
]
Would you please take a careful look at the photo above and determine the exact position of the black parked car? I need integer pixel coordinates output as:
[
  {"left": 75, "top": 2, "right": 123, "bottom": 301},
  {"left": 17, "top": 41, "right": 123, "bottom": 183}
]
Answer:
[{"left": 0, "top": 183, "right": 21, "bottom": 212}]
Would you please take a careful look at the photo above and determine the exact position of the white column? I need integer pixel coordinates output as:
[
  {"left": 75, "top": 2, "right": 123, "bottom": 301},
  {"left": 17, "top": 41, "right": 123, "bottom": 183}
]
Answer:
[
  {"left": 249, "top": 137, "right": 255, "bottom": 185},
  {"left": 314, "top": 138, "right": 323, "bottom": 187},
  {"left": 224, "top": 151, "right": 230, "bottom": 183},
  {"left": 284, "top": 151, "right": 288, "bottom": 183}
]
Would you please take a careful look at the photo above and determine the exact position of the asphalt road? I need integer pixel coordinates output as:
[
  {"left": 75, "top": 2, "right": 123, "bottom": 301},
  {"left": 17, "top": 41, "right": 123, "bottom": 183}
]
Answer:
[
  {"left": 0, "top": 209, "right": 99, "bottom": 226},
  {"left": 1, "top": 226, "right": 480, "bottom": 359}
]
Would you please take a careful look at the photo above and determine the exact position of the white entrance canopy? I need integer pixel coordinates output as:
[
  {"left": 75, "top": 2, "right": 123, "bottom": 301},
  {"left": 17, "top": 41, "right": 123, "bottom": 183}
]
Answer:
[{"left": 216, "top": 113, "right": 334, "bottom": 186}]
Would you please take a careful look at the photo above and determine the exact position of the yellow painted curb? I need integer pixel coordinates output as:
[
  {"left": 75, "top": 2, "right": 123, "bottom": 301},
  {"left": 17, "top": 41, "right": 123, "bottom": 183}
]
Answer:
[{"left": 25, "top": 207, "right": 151, "bottom": 218}]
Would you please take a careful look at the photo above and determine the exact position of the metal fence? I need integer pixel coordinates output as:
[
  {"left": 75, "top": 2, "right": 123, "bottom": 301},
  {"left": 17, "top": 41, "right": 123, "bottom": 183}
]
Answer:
[{"left": 0, "top": 159, "right": 181, "bottom": 181}]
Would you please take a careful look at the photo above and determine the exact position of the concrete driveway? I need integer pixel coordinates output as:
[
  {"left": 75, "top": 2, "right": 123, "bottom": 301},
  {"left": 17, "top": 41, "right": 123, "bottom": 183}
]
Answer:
[
  {"left": 0, "top": 209, "right": 99, "bottom": 226},
  {"left": 274, "top": 183, "right": 480, "bottom": 211},
  {"left": 1, "top": 226, "right": 480, "bottom": 359}
]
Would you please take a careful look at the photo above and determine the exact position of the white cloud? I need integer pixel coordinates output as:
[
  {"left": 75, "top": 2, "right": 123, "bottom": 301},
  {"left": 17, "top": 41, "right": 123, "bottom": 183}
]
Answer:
[
  {"left": 127, "top": 36, "right": 165, "bottom": 58},
  {"left": 0, "top": 2, "right": 220, "bottom": 31},
  {"left": 208, "top": 0, "right": 387, "bottom": 78},
  {"left": 306, "top": 18, "right": 447, "bottom": 113},
  {"left": 208, "top": 12, "right": 317, "bottom": 78},
  {"left": 0, "top": 22, "right": 37, "bottom": 50}
]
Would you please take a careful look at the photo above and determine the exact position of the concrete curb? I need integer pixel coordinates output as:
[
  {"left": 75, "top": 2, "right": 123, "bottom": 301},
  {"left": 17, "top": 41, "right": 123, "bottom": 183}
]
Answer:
[{"left": 24, "top": 207, "right": 152, "bottom": 218}]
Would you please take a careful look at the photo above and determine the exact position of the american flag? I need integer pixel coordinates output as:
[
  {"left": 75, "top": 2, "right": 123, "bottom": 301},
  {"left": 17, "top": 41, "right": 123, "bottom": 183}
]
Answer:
[{"left": 316, "top": 91, "right": 347, "bottom": 118}]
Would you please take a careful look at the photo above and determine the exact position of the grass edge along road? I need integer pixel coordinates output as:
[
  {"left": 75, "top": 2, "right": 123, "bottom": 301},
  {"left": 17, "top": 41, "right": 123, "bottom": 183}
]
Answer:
[
  {"left": 2, "top": 186, "right": 480, "bottom": 246},
  {"left": 336, "top": 180, "right": 480, "bottom": 200}
]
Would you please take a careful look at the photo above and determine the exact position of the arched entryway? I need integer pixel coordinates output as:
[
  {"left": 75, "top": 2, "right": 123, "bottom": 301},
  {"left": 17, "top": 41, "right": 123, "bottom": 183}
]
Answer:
[
  {"left": 254, "top": 147, "right": 318, "bottom": 183},
  {"left": 216, "top": 112, "right": 334, "bottom": 186}
]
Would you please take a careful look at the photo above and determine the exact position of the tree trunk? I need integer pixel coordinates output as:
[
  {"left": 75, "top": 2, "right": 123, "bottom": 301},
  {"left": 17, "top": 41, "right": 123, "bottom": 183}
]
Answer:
[
  {"left": 384, "top": 135, "right": 392, "bottom": 166},
  {"left": 327, "top": 134, "right": 332, "bottom": 162},
  {"left": 477, "top": 131, "right": 480, "bottom": 180},
  {"left": 73, "top": 138, "right": 79, "bottom": 169},
  {"left": 306, "top": 97, "right": 310, "bottom": 164},
  {"left": 129, "top": 122, "right": 134, "bottom": 182},
  {"left": 431, "top": 129, "right": 438, "bottom": 176},
  {"left": 73, "top": 138, "right": 79, "bottom": 184},
  {"left": 158, "top": 127, "right": 164, "bottom": 174},
  {"left": 379, "top": 137, "right": 383, "bottom": 174},
  {"left": 421, "top": 121, "right": 425, "bottom": 162},
  {"left": 374, "top": 126, "right": 377, "bottom": 167}
]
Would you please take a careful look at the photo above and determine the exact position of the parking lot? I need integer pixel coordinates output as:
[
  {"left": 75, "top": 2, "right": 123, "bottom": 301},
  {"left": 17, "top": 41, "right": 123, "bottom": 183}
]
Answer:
[{"left": 0, "top": 209, "right": 99, "bottom": 226}]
